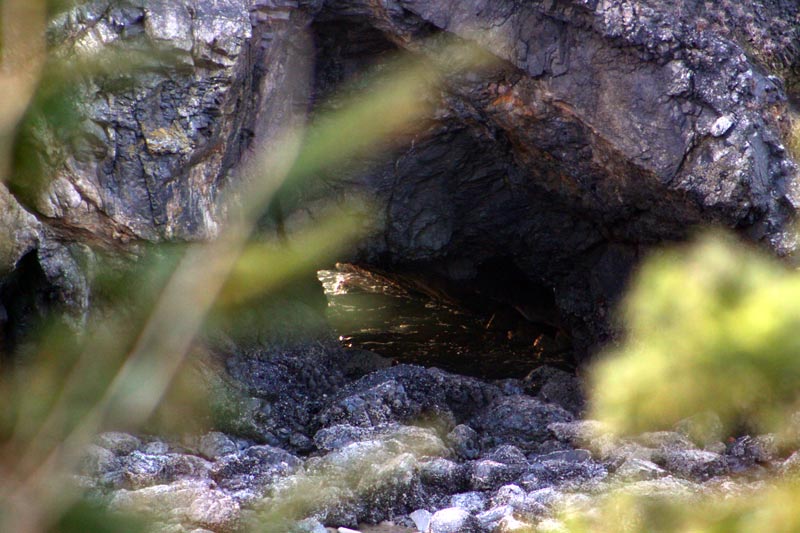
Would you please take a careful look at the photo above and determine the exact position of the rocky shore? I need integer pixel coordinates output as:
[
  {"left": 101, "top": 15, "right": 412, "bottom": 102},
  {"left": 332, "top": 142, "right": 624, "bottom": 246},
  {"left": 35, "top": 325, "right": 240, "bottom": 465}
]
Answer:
[{"left": 77, "top": 339, "right": 795, "bottom": 533}]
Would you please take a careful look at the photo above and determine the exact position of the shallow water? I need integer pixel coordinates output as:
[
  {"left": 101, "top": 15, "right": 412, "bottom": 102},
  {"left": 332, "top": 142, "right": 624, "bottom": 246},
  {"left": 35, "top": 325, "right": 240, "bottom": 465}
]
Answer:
[{"left": 318, "top": 265, "right": 571, "bottom": 379}]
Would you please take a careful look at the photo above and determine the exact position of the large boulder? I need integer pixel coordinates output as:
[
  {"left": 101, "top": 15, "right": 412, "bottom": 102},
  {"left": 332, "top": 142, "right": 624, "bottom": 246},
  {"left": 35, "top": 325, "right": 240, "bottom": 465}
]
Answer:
[{"left": 1, "top": 0, "right": 798, "bottom": 360}]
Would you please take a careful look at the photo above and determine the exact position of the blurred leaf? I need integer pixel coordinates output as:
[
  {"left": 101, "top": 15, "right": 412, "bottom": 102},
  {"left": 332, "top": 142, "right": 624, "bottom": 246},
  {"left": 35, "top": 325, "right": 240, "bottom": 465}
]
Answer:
[
  {"left": 558, "top": 480, "right": 800, "bottom": 533},
  {"left": 48, "top": 499, "right": 148, "bottom": 533},
  {"left": 218, "top": 207, "right": 368, "bottom": 309},
  {"left": 589, "top": 232, "right": 800, "bottom": 437}
]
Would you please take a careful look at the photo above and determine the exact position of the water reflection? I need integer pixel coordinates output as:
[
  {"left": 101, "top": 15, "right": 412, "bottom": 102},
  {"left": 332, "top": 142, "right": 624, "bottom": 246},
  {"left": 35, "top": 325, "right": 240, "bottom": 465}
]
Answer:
[{"left": 318, "top": 264, "right": 571, "bottom": 379}]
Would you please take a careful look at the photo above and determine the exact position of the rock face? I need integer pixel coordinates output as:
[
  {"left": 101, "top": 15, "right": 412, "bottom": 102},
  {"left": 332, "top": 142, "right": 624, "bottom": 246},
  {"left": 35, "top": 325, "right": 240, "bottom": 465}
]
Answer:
[{"left": 2, "top": 0, "right": 798, "bottom": 359}]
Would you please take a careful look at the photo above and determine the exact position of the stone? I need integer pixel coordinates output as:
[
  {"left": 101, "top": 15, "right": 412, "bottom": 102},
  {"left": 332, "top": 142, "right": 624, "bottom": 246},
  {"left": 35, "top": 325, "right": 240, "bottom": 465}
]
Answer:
[
  {"left": 110, "top": 480, "right": 240, "bottom": 531},
  {"left": 447, "top": 425, "right": 480, "bottom": 460},
  {"left": 523, "top": 366, "right": 585, "bottom": 415},
  {"left": 144, "top": 441, "right": 170, "bottom": 455},
  {"left": 448, "top": 492, "right": 487, "bottom": 514},
  {"left": 198, "top": 432, "right": 238, "bottom": 459},
  {"left": 491, "top": 485, "right": 526, "bottom": 509},
  {"left": 615, "top": 458, "right": 668, "bottom": 482},
  {"left": 470, "top": 395, "right": 573, "bottom": 452},
  {"left": 657, "top": 449, "right": 729, "bottom": 480},
  {"left": 79, "top": 444, "right": 120, "bottom": 477},
  {"left": 427, "top": 507, "right": 479, "bottom": 533},
  {"left": 409, "top": 509, "right": 433, "bottom": 532},
  {"left": 419, "top": 458, "right": 467, "bottom": 493},
  {"left": 547, "top": 421, "right": 608, "bottom": 446},
  {"left": 293, "top": 519, "right": 328, "bottom": 533},
  {"left": 95, "top": 432, "right": 142, "bottom": 455},
  {"left": 469, "top": 460, "right": 521, "bottom": 491},
  {"left": 475, "top": 505, "right": 514, "bottom": 532},
  {"left": 710, "top": 115, "right": 735, "bottom": 137},
  {"left": 728, "top": 435, "right": 779, "bottom": 465},
  {"left": 211, "top": 444, "right": 302, "bottom": 499},
  {"left": 317, "top": 365, "right": 500, "bottom": 431}
]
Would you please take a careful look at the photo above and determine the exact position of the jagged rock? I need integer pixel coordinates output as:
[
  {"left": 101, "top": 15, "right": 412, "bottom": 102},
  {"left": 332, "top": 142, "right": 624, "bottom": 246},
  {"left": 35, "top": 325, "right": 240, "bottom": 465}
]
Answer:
[
  {"left": 470, "top": 395, "right": 573, "bottom": 452},
  {"left": 317, "top": 365, "right": 501, "bottom": 430},
  {"left": 523, "top": 366, "right": 585, "bottom": 415},
  {"left": 491, "top": 484, "right": 526, "bottom": 510},
  {"left": 655, "top": 449, "right": 729, "bottom": 481},
  {"left": 446, "top": 425, "right": 480, "bottom": 460},
  {"left": 210, "top": 444, "right": 302, "bottom": 503},
  {"left": 2, "top": 0, "right": 797, "bottom": 364}
]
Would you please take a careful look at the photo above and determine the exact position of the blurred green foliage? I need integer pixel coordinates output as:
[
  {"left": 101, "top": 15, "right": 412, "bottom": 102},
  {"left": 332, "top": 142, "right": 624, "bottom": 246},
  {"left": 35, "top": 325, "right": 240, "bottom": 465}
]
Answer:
[{"left": 590, "top": 232, "right": 800, "bottom": 439}]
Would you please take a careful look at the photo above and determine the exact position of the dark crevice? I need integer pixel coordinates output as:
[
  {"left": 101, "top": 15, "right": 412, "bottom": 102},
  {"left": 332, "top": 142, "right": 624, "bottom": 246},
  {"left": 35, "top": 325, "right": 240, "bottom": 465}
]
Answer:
[{"left": 0, "top": 250, "right": 59, "bottom": 363}]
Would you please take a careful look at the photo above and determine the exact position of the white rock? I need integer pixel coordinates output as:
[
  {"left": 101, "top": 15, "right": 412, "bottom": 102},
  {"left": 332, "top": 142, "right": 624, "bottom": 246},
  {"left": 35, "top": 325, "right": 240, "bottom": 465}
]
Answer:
[
  {"left": 710, "top": 115, "right": 735, "bottom": 137},
  {"left": 410, "top": 509, "right": 432, "bottom": 532}
]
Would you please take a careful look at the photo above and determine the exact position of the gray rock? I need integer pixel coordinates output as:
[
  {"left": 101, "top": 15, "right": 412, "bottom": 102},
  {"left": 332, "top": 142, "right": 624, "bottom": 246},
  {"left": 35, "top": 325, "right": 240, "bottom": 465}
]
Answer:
[
  {"left": 5, "top": 0, "right": 795, "bottom": 372},
  {"left": 710, "top": 115, "right": 735, "bottom": 137},
  {"left": 419, "top": 458, "right": 467, "bottom": 493},
  {"left": 447, "top": 425, "right": 480, "bottom": 460},
  {"left": 519, "top": 457, "right": 607, "bottom": 492},
  {"left": 547, "top": 421, "right": 609, "bottom": 446},
  {"left": 728, "top": 435, "right": 779, "bottom": 465},
  {"left": 144, "top": 441, "right": 170, "bottom": 455},
  {"left": 198, "top": 432, "right": 238, "bottom": 460},
  {"left": 524, "top": 366, "right": 585, "bottom": 415},
  {"left": 123, "top": 451, "right": 169, "bottom": 489},
  {"left": 657, "top": 449, "right": 729, "bottom": 480},
  {"left": 211, "top": 444, "right": 302, "bottom": 500},
  {"left": 318, "top": 365, "right": 500, "bottom": 430},
  {"left": 535, "top": 449, "right": 593, "bottom": 463},
  {"left": 475, "top": 505, "right": 514, "bottom": 532},
  {"left": 471, "top": 395, "right": 573, "bottom": 452},
  {"left": 469, "top": 460, "right": 521, "bottom": 492},
  {"left": 491, "top": 485, "right": 526, "bottom": 509},
  {"left": 449, "top": 492, "right": 487, "bottom": 514},
  {"left": 485, "top": 445, "right": 528, "bottom": 466},
  {"left": 427, "top": 507, "right": 479, "bottom": 533},
  {"left": 79, "top": 444, "right": 121, "bottom": 477},
  {"left": 95, "top": 432, "right": 142, "bottom": 456}
]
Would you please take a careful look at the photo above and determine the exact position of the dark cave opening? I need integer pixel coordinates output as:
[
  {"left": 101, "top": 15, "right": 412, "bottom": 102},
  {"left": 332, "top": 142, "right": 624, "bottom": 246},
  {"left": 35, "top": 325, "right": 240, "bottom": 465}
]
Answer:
[
  {"left": 318, "top": 258, "right": 574, "bottom": 380},
  {"left": 0, "top": 249, "right": 59, "bottom": 363}
]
